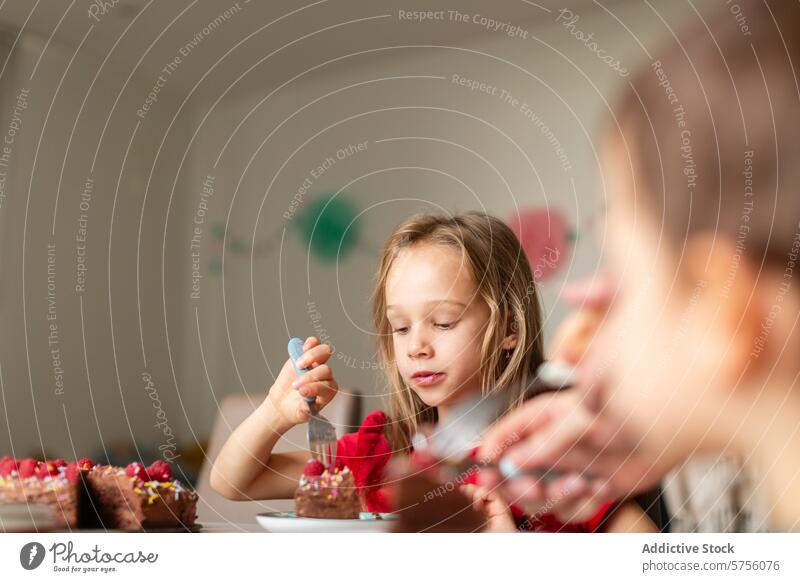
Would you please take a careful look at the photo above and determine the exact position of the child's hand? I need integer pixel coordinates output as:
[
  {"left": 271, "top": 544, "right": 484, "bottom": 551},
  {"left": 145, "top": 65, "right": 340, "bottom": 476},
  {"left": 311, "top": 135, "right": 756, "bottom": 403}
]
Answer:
[
  {"left": 266, "top": 336, "right": 339, "bottom": 426},
  {"left": 460, "top": 484, "right": 517, "bottom": 533}
]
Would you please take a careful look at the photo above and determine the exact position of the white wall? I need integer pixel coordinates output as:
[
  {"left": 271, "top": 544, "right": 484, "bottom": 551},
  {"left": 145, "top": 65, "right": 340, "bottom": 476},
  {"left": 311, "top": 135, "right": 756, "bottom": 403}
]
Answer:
[
  {"left": 0, "top": 1, "right": 717, "bottom": 459},
  {"left": 0, "top": 31, "right": 192, "bottom": 461},
  {"left": 180, "top": 1, "right": 714, "bottom": 430}
]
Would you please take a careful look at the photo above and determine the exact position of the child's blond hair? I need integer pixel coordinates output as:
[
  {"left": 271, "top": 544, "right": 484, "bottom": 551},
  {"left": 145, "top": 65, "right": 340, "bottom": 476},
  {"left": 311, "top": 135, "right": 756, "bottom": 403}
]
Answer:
[{"left": 371, "top": 212, "right": 545, "bottom": 452}]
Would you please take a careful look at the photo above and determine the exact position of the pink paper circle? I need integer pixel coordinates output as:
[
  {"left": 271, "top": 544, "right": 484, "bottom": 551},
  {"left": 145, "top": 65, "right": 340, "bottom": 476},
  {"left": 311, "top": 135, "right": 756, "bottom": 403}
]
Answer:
[{"left": 506, "top": 208, "right": 571, "bottom": 282}]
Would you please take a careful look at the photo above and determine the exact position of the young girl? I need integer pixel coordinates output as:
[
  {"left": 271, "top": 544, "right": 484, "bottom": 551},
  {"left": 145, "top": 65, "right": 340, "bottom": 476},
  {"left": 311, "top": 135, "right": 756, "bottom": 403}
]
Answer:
[
  {"left": 481, "top": 0, "right": 800, "bottom": 531},
  {"left": 211, "top": 212, "right": 654, "bottom": 532}
]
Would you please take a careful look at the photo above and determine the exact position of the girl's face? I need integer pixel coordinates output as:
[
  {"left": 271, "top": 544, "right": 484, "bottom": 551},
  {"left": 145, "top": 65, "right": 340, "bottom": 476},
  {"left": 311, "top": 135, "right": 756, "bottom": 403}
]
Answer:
[
  {"left": 385, "top": 243, "right": 491, "bottom": 412},
  {"left": 592, "top": 137, "right": 736, "bottom": 462}
]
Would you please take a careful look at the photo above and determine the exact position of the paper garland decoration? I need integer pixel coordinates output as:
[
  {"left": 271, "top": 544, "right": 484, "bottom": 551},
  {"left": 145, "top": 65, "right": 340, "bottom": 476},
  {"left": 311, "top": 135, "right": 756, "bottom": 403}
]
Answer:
[
  {"left": 296, "top": 193, "right": 360, "bottom": 262},
  {"left": 203, "top": 200, "right": 575, "bottom": 280},
  {"left": 506, "top": 207, "right": 575, "bottom": 282},
  {"left": 203, "top": 192, "right": 361, "bottom": 273}
]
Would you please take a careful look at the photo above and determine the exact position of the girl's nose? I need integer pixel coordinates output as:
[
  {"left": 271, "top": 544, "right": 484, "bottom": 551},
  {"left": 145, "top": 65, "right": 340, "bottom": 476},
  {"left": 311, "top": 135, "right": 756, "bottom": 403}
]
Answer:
[{"left": 407, "top": 330, "right": 432, "bottom": 359}]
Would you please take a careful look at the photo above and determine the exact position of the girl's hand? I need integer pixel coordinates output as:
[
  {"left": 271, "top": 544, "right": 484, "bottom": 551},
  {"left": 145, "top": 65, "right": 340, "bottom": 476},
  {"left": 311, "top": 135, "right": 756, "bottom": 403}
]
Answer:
[
  {"left": 476, "top": 273, "right": 615, "bottom": 522},
  {"left": 460, "top": 484, "right": 517, "bottom": 533},
  {"left": 266, "top": 336, "right": 339, "bottom": 426}
]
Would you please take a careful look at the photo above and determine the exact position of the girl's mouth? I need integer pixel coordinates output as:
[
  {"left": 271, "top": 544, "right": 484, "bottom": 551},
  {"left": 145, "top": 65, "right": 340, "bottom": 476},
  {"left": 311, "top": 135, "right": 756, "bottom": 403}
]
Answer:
[{"left": 411, "top": 372, "right": 446, "bottom": 387}]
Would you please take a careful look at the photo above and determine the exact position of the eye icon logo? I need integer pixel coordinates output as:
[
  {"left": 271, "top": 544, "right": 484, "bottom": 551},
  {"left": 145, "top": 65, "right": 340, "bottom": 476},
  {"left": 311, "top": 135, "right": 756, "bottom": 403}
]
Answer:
[{"left": 20, "top": 542, "right": 46, "bottom": 570}]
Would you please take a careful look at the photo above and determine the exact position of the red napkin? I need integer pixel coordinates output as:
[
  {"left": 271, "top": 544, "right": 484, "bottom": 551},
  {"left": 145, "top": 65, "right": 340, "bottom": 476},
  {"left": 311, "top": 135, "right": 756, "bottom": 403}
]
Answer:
[{"left": 336, "top": 410, "right": 393, "bottom": 513}]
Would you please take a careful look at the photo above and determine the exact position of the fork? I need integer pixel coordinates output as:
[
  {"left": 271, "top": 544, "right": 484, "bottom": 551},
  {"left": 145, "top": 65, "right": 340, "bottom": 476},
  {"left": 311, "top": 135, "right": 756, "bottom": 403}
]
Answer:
[
  {"left": 288, "top": 337, "right": 337, "bottom": 467},
  {"left": 419, "top": 360, "right": 595, "bottom": 484}
]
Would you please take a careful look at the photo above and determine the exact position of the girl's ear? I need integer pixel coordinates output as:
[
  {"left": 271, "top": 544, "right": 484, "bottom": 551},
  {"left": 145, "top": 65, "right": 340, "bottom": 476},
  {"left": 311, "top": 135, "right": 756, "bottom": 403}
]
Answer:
[
  {"left": 681, "top": 232, "right": 769, "bottom": 385},
  {"left": 501, "top": 314, "right": 518, "bottom": 350},
  {"left": 500, "top": 335, "right": 517, "bottom": 350}
]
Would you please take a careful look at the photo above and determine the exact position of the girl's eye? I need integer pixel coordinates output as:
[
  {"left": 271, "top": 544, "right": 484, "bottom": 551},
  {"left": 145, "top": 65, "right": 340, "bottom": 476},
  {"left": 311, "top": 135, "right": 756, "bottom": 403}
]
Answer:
[
  {"left": 434, "top": 322, "right": 456, "bottom": 330},
  {"left": 391, "top": 327, "right": 408, "bottom": 335}
]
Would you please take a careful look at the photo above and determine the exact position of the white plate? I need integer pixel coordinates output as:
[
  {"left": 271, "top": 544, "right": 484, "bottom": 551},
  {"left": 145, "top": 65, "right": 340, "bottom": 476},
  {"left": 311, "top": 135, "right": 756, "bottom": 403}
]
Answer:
[
  {"left": 0, "top": 503, "right": 58, "bottom": 532},
  {"left": 256, "top": 511, "right": 396, "bottom": 533}
]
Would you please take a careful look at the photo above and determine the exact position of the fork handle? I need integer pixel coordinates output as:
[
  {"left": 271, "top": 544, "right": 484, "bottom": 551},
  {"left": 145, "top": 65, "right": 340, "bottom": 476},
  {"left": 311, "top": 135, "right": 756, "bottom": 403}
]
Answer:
[
  {"left": 303, "top": 395, "right": 317, "bottom": 414},
  {"left": 288, "top": 337, "right": 308, "bottom": 373},
  {"left": 288, "top": 337, "right": 317, "bottom": 413}
]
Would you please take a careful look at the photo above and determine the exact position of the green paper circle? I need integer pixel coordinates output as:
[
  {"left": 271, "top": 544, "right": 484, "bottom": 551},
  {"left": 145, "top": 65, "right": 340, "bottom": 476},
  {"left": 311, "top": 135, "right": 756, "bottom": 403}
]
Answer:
[{"left": 297, "top": 194, "right": 360, "bottom": 261}]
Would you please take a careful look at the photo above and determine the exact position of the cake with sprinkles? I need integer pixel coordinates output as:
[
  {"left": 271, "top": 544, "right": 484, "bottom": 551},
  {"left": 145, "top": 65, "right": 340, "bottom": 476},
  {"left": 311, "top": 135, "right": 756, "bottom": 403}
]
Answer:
[
  {"left": 85, "top": 460, "right": 198, "bottom": 530},
  {"left": 0, "top": 457, "right": 88, "bottom": 529},
  {"left": 295, "top": 459, "right": 360, "bottom": 519},
  {"left": 0, "top": 456, "right": 198, "bottom": 531}
]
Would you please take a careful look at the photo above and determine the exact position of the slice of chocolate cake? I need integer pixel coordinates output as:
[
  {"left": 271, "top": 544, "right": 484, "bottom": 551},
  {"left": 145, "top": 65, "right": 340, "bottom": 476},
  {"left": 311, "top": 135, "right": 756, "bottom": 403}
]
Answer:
[
  {"left": 295, "top": 459, "right": 360, "bottom": 519},
  {"left": 384, "top": 453, "right": 487, "bottom": 532},
  {"left": 0, "top": 457, "right": 87, "bottom": 530},
  {"left": 0, "top": 457, "right": 198, "bottom": 531},
  {"left": 82, "top": 461, "right": 198, "bottom": 531}
]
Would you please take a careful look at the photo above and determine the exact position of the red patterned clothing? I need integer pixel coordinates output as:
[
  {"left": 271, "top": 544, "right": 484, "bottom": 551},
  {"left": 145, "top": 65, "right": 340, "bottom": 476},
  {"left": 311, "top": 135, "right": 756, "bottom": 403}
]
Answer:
[{"left": 336, "top": 410, "right": 617, "bottom": 532}]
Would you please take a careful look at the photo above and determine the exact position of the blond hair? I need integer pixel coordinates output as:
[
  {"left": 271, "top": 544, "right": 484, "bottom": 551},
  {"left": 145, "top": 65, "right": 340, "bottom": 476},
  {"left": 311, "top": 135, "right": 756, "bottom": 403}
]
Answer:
[{"left": 371, "top": 212, "right": 545, "bottom": 452}]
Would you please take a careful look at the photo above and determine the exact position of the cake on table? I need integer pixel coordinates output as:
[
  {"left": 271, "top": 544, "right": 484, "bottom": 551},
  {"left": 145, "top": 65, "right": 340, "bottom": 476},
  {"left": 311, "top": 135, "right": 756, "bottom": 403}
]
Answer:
[
  {"left": 0, "top": 456, "right": 198, "bottom": 531},
  {"left": 0, "top": 458, "right": 86, "bottom": 529},
  {"left": 86, "top": 460, "right": 198, "bottom": 530},
  {"left": 294, "top": 458, "right": 361, "bottom": 519},
  {"left": 384, "top": 448, "right": 487, "bottom": 532}
]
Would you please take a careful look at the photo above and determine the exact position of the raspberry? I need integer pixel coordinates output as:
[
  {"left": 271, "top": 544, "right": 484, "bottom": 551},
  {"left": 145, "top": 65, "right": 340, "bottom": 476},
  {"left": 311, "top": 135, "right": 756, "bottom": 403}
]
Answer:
[
  {"left": 303, "top": 459, "right": 325, "bottom": 477},
  {"left": 76, "top": 458, "right": 94, "bottom": 470},
  {"left": 410, "top": 449, "right": 438, "bottom": 471},
  {"left": 18, "top": 458, "right": 40, "bottom": 478},
  {"left": 65, "top": 462, "right": 81, "bottom": 485},
  {"left": 39, "top": 459, "right": 66, "bottom": 478},
  {"left": 64, "top": 458, "right": 92, "bottom": 484},
  {"left": 146, "top": 460, "right": 173, "bottom": 482},
  {"left": 125, "top": 462, "right": 149, "bottom": 482},
  {"left": 0, "top": 456, "right": 18, "bottom": 477}
]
